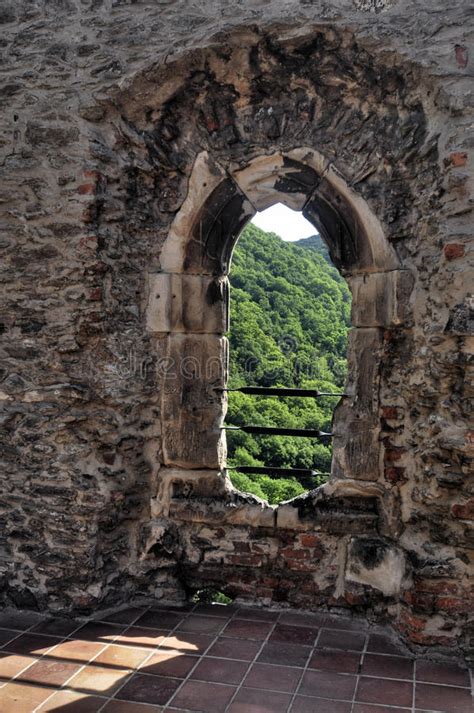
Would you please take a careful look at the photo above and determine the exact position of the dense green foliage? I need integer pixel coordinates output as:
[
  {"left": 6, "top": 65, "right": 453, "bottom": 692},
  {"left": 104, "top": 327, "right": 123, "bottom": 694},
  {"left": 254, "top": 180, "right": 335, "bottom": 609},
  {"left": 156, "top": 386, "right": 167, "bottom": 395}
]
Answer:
[{"left": 226, "top": 222, "right": 351, "bottom": 504}]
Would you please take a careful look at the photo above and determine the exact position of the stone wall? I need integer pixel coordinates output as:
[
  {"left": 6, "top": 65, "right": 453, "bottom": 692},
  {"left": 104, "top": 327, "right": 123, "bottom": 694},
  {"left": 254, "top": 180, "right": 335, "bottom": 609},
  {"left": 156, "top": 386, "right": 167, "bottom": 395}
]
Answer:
[{"left": 0, "top": 1, "right": 472, "bottom": 659}]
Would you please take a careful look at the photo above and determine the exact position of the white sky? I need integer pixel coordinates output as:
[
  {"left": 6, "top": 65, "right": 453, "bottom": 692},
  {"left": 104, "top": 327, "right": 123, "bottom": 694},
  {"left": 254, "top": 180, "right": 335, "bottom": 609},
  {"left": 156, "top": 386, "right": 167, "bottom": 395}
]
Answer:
[{"left": 251, "top": 202, "right": 316, "bottom": 242}]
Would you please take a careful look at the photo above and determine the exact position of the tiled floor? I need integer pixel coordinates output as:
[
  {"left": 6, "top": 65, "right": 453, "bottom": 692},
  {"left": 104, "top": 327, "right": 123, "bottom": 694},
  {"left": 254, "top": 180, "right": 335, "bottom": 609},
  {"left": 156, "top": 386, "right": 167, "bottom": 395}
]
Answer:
[{"left": 0, "top": 603, "right": 471, "bottom": 712}]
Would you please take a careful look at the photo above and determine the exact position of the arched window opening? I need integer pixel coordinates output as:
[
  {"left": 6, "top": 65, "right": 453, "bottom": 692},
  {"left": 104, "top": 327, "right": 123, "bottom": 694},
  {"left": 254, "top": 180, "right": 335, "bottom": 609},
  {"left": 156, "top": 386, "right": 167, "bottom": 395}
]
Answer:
[{"left": 224, "top": 203, "right": 352, "bottom": 504}]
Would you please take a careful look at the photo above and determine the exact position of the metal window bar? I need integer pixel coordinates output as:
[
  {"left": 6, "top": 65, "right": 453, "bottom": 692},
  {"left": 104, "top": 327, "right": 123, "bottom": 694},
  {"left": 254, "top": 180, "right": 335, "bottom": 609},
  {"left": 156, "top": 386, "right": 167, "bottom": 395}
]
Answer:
[
  {"left": 223, "top": 425, "right": 332, "bottom": 438},
  {"left": 223, "top": 385, "right": 344, "bottom": 485},
  {"left": 218, "top": 386, "right": 346, "bottom": 397}
]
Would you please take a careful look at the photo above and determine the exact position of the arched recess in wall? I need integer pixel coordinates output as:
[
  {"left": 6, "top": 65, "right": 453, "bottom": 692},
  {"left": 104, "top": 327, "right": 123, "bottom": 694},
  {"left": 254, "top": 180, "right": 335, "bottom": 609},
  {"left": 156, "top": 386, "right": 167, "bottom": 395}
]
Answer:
[
  {"left": 95, "top": 23, "right": 439, "bottom": 552},
  {"left": 146, "top": 147, "right": 413, "bottom": 533}
]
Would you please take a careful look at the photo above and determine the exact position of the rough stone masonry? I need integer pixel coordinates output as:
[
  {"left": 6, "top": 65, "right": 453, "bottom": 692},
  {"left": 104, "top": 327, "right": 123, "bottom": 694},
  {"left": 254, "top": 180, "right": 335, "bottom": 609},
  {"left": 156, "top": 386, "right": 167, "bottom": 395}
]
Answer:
[{"left": 0, "top": 0, "right": 472, "bottom": 660}]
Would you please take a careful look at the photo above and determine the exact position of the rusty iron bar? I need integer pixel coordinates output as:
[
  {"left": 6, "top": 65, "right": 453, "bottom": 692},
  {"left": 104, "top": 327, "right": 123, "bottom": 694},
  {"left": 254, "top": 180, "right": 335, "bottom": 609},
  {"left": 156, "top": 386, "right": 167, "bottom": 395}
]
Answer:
[
  {"left": 217, "top": 386, "right": 346, "bottom": 397},
  {"left": 227, "top": 465, "right": 327, "bottom": 477},
  {"left": 223, "top": 425, "right": 332, "bottom": 438}
]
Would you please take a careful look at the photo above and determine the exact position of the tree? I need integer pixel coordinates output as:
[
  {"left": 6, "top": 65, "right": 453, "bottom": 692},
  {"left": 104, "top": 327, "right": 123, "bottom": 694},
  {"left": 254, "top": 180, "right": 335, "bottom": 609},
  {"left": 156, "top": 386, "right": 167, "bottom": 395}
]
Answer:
[{"left": 226, "top": 222, "right": 351, "bottom": 503}]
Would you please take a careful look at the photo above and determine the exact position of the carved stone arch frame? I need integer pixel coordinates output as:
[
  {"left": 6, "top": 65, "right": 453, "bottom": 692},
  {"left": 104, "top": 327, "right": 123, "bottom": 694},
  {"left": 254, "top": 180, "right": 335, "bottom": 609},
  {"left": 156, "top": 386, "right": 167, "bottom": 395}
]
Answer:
[{"left": 147, "top": 147, "right": 413, "bottom": 541}]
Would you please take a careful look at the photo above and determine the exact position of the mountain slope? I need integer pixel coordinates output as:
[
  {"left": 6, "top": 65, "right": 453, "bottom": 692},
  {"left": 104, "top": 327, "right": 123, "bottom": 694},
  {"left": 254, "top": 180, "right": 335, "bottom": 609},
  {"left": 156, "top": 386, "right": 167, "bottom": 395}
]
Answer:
[{"left": 226, "top": 222, "right": 351, "bottom": 503}]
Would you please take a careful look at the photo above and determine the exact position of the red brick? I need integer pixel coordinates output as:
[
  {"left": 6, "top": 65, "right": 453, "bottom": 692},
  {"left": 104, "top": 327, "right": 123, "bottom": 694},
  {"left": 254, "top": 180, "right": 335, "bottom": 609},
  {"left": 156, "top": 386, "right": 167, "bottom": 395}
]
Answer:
[
  {"left": 451, "top": 498, "right": 474, "bottom": 520},
  {"left": 444, "top": 243, "right": 465, "bottom": 260},
  {"left": 402, "top": 591, "right": 435, "bottom": 613},
  {"left": 384, "top": 446, "right": 406, "bottom": 463},
  {"left": 446, "top": 151, "right": 468, "bottom": 167},
  {"left": 84, "top": 169, "right": 101, "bottom": 180},
  {"left": 280, "top": 547, "right": 309, "bottom": 560},
  {"left": 228, "top": 554, "right": 261, "bottom": 567},
  {"left": 78, "top": 182, "right": 96, "bottom": 195},
  {"left": 382, "top": 406, "right": 402, "bottom": 420},
  {"left": 89, "top": 287, "right": 102, "bottom": 301},
  {"left": 414, "top": 579, "right": 460, "bottom": 596},
  {"left": 398, "top": 609, "right": 426, "bottom": 632},
  {"left": 286, "top": 560, "right": 318, "bottom": 572},
  {"left": 384, "top": 466, "right": 407, "bottom": 484},
  {"left": 435, "top": 596, "right": 472, "bottom": 614},
  {"left": 454, "top": 44, "right": 468, "bottom": 68},
  {"left": 299, "top": 534, "right": 321, "bottom": 548}
]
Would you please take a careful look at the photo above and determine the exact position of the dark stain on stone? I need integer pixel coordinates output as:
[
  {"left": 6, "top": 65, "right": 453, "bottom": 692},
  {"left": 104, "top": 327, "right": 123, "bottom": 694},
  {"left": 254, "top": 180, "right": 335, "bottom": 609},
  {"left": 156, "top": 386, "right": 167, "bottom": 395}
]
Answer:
[{"left": 351, "top": 537, "right": 389, "bottom": 569}]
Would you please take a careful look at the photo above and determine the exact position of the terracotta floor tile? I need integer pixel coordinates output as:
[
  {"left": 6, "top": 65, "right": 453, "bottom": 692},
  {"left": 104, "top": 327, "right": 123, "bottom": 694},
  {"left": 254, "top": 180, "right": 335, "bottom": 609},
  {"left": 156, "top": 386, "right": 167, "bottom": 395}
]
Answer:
[
  {"left": 291, "top": 696, "right": 353, "bottom": 712},
  {"left": 0, "top": 652, "right": 38, "bottom": 681},
  {"left": 48, "top": 638, "right": 106, "bottom": 663},
  {"left": 207, "top": 636, "right": 261, "bottom": 661},
  {"left": 190, "top": 656, "right": 248, "bottom": 685},
  {"left": 141, "top": 650, "right": 198, "bottom": 678},
  {"left": 356, "top": 676, "right": 413, "bottom": 707},
  {"left": 317, "top": 629, "right": 366, "bottom": 651},
  {"left": 415, "top": 682, "right": 473, "bottom": 713},
  {"left": 72, "top": 622, "right": 125, "bottom": 643},
  {"left": 308, "top": 649, "right": 361, "bottom": 674},
  {"left": 135, "top": 610, "right": 184, "bottom": 630},
  {"left": 227, "top": 686, "right": 292, "bottom": 712},
  {"left": 366, "top": 633, "right": 406, "bottom": 656},
  {"left": 299, "top": 669, "right": 357, "bottom": 701},
  {"left": 94, "top": 643, "right": 150, "bottom": 669},
  {"left": 67, "top": 663, "right": 131, "bottom": 694},
  {"left": 0, "top": 681, "right": 55, "bottom": 712},
  {"left": 102, "top": 700, "right": 163, "bottom": 712},
  {"left": 270, "top": 624, "right": 319, "bottom": 646},
  {"left": 114, "top": 627, "right": 168, "bottom": 649},
  {"left": 1, "top": 633, "right": 60, "bottom": 656},
  {"left": 222, "top": 619, "right": 273, "bottom": 641},
  {"left": 115, "top": 671, "right": 181, "bottom": 705},
  {"left": 0, "top": 611, "right": 44, "bottom": 632},
  {"left": 177, "top": 615, "right": 226, "bottom": 635},
  {"left": 17, "top": 657, "right": 82, "bottom": 686},
  {"left": 100, "top": 608, "right": 147, "bottom": 625},
  {"left": 416, "top": 659, "right": 471, "bottom": 687},
  {"left": 170, "top": 679, "right": 237, "bottom": 712},
  {"left": 258, "top": 642, "right": 312, "bottom": 668},
  {"left": 236, "top": 607, "right": 281, "bottom": 622},
  {"left": 361, "top": 653, "right": 414, "bottom": 680},
  {"left": 244, "top": 662, "right": 303, "bottom": 692},
  {"left": 37, "top": 689, "right": 105, "bottom": 711},
  {"left": 160, "top": 633, "right": 214, "bottom": 655},
  {"left": 30, "top": 617, "right": 80, "bottom": 638},
  {"left": 353, "top": 705, "right": 411, "bottom": 713},
  {"left": 0, "top": 629, "right": 21, "bottom": 648}
]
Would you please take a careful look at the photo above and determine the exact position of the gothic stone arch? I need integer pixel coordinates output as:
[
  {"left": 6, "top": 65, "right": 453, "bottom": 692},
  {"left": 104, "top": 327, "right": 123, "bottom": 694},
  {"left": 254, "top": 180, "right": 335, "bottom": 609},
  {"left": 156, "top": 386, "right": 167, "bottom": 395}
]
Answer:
[
  {"left": 143, "top": 144, "right": 411, "bottom": 598},
  {"left": 92, "top": 26, "right": 443, "bottom": 621}
]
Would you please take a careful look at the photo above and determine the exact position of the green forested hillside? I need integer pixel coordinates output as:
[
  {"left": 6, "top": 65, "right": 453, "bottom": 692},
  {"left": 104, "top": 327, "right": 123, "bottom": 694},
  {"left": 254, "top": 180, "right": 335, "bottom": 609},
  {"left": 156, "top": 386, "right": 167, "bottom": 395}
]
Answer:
[{"left": 226, "top": 222, "right": 351, "bottom": 503}]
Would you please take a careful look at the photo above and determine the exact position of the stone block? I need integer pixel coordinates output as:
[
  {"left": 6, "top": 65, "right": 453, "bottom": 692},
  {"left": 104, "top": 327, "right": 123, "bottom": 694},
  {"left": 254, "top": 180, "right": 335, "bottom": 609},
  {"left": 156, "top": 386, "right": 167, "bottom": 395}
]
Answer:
[
  {"left": 146, "top": 273, "right": 228, "bottom": 334},
  {"left": 349, "top": 270, "right": 414, "bottom": 327},
  {"left": 160, "top": 152, "right": 228, "bottom": 274},
  {"left": 332, "top": 418, "right": 381, "bottom": 481},
  {"left": 230, "top": 154, "right": 316, "bottom": 211},
  {"left": 161, "top": 334, "right": 227, "bottom": 468},
  {"left": 346, "top": 536, "right": 408, "bottom": 598},
  {"left": 151, "top": 468, "right": 225, "bottom": 518}
]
